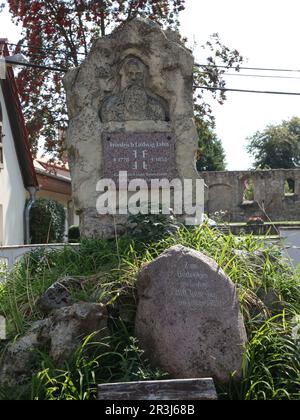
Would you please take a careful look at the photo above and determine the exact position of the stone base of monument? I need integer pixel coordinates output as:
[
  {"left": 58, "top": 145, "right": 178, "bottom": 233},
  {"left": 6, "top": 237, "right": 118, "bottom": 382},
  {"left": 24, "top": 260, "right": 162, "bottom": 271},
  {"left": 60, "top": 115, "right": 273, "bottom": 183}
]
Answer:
[{"left": 97, "top": 378, "right": 217, "bottom": 400}]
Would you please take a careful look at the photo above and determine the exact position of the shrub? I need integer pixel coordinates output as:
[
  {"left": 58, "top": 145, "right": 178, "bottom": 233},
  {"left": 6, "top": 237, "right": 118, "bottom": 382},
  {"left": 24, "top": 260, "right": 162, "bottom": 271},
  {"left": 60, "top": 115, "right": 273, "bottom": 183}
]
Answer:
[
  {"left": 68, "top": 225, "right": 80, "bottom": 243},
  {"left": 30, "top": 199, "right": 66, "bottom": 244},
  {"left": 127, "top": 209, "right": 180, "bottom": 243}
]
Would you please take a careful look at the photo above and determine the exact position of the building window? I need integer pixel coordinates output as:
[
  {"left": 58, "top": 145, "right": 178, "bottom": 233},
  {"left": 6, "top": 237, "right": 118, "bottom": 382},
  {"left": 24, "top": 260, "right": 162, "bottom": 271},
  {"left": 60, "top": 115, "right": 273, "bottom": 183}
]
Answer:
[
  {"left": 242, "top": 177, "right": 254, "bottom": 203},
  {"left": 0, "top": 102, "right": 3, "bottom": 168},
  {"left": 284, "top": 178, "right": 295, "bottom": 196}
]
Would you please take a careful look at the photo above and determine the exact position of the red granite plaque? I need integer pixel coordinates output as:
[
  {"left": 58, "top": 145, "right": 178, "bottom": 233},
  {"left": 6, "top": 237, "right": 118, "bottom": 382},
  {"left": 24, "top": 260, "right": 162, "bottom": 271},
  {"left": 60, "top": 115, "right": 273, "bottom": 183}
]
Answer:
[{"left": 103, "top": 132, "right": 177, "bottom": 182}]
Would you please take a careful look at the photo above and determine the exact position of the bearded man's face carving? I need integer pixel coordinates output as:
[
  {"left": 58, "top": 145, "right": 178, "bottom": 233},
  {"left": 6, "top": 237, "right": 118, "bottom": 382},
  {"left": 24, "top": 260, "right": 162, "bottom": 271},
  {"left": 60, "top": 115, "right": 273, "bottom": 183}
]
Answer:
[{"left": 121, "top": 58, "right": 145, "bottom": 88}]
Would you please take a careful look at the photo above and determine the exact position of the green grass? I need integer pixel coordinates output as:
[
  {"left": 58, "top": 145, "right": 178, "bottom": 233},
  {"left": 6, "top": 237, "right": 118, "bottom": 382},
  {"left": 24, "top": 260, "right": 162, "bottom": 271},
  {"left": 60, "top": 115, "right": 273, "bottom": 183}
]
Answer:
[
  {"left": 0, "top": 224, "right": 300, "bottom": 400},
  {"left": 226, "top": 221, "right": 300, "bottom": 226}
]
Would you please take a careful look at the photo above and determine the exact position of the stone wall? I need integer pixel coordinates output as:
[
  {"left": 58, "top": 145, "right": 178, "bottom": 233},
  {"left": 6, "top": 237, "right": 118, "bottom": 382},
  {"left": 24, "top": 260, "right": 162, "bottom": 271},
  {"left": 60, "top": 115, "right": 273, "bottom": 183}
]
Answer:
[{"left": 202, "top": 169, "right": 300, "bottom": 222}]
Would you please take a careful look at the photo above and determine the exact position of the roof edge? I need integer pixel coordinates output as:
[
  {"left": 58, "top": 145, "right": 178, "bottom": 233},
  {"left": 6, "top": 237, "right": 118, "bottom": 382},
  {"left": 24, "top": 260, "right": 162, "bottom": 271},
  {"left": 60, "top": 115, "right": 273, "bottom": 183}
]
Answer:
[{"left": 0, "top": 41, "right": 38, "bottom": 188}]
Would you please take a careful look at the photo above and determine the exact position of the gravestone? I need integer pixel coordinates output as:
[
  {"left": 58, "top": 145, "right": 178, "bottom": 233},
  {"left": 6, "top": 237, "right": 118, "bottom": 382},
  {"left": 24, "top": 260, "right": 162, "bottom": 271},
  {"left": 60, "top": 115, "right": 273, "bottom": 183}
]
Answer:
[
  {"left": 63, "top": 18, "right": 200, "bottom": 238},
  {"left": 135, "top": 245, "right": 247, "bottom": 383}
]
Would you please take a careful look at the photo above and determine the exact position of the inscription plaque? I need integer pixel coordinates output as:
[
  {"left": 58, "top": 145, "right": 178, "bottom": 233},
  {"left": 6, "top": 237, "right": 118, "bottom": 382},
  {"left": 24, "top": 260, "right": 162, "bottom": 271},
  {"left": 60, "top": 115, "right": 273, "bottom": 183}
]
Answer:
[
  {"left": 103, "top": 132, "right": 177, "bottom": 182},
  {"left": 170, "top": 262, "right": 225, "bottom": 310}
]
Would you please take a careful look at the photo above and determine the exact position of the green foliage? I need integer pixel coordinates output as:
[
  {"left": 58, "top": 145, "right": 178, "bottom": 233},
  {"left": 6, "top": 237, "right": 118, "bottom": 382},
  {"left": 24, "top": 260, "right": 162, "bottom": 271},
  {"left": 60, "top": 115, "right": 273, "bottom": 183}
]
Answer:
[
  {"left": 193, "top": 33, "right": 243, "bottom": 129},
  {"left": 30, "top": 199, "right": 66, "bottom": 244},
  {"left": 30, "top": 333, "right": 165, "bottom": 401},
  {"left": 0, "top": 225, "right": 300, "bottom": 399},
  {"left": 243, "top": 178, "right": 254, "bottom": 202},
  {"left": 284, "top": 179, "right": 295, "bottom": 195},
  {"left": 0, "top": 238, "right": 134, "bottom": 336},
  {"left": 68, "top": 225, "right": 80, "bottom": 243},
  {"left": 247, "top": 116, "right": 300, "bottom": 169},
  {"left": 196, "top": 119, "right": 226, "bottom": 171},
  {"left": 241, "top": 316, "right": 300, "bottom": 400},
  {"left": 128, "top": 210, "right": 180, "bottom": 243}
]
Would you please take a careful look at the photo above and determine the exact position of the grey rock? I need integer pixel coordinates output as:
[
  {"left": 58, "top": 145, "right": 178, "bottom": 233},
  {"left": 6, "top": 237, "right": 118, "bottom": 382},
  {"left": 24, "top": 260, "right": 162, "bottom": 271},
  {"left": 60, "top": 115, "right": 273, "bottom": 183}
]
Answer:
[
  {"left": 0, "top": 302, "right": 107, "bottom": 386},
  {"left": 258, "top": 288, "right": 284, "bottom": 313},
  {"left": 37, "top": 276, "right": 83, "bottom": 314},
  {"left": 0, "top": 319, "right": 51, "bottom": 386},
  {"left": 135, "top": 245, "right": 247, "bottom": 383},
  {"left": 49, "top": 302, "right": 107, "bottom": 364}
]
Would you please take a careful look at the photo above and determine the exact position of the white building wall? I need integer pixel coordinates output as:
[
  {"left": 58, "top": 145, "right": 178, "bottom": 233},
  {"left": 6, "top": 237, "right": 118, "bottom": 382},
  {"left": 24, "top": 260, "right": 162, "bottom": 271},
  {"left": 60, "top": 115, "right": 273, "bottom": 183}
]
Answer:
[{"left": 0, "top": 87, "right": 26, "bottom": 246}]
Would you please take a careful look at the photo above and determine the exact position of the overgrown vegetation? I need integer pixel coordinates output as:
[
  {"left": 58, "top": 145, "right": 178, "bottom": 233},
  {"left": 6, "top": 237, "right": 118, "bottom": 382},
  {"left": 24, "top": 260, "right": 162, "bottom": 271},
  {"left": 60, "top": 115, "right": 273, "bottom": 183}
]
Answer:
[
  {"left": 0, "top": 225, "right": 300, "bottom": 400},
  {"left": 30, "top": 198, "right": 66, "bottom": 244},
  {"left": 68, "top": 225, "right": 80, "bottom": 243}
]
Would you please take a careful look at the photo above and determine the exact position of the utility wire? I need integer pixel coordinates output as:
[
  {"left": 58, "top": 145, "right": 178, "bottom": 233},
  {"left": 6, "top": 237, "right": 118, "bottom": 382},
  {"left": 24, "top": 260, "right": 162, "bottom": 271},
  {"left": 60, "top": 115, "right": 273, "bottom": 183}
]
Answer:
[
  {"left": 221, "top": 72, "right": 300, "bottom": 80},
  {"left": 195, "top": 63, "right": 300, "bottom": 73},
  {"left": 197, "top": 70, "right": 300, "bottom": 80},
  {"left": 195, "top": 85, "right": 300, "bottom": 96},
  {"left": 7, "top": 42, "right": 87, "bottom": 56},
  {"left": 7, "top": 42, "right": 300, "bottom": 73},
  {"left": 5, "top": 59, "right": 300, "bottom": 93},
  {"left": 5, "top": 43, "right": 300, "bottom": 91},
  {"left": 5, "top": 58, "right": 67, "bottom": 73}
]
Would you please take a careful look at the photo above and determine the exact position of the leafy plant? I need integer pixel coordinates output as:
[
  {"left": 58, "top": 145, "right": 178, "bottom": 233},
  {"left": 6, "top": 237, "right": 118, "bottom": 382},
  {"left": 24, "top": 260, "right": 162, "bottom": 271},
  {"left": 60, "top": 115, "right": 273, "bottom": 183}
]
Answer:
[
  {"left": 68, "top": 225, "right": 80, "bottom": 243},
  {"left": 30, "top": 198, "right": 66, "bottom": 244},
  {"left": 31, "top": 330, "right": 166, "bottom": 400},
  {"left": 196, "top": 119, "right": 226, "bottom": 171},
  {"left": 127, "top": 209, "right": 180, "bottom": 243},
  {"left": 247, "top": 116, "right": 300, "bottom": 169}
]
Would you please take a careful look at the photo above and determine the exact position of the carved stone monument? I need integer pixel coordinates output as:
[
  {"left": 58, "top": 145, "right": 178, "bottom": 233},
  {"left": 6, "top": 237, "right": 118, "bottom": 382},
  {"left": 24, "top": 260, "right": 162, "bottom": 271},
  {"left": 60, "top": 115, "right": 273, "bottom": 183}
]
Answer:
[
  {"left": 64, "top": 19, "right": 200, "bottom": 238},
  {"left": 135, "top": 245, "right": 247, "bottom": 383}
]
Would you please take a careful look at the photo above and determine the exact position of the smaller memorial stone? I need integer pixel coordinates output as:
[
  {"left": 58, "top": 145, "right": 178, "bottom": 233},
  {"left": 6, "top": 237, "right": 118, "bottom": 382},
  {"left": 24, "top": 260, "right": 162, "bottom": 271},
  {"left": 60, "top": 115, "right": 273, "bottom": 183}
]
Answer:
[{"left": 135, "top": 245, "right": 247, "bottom": 383}]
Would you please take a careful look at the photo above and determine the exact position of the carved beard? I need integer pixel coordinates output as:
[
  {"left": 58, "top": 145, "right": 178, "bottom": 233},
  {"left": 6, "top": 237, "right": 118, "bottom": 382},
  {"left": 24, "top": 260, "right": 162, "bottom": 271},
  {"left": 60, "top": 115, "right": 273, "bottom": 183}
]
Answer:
[{"left": 123, "top": 85, "right": 148, "bottom": 120}]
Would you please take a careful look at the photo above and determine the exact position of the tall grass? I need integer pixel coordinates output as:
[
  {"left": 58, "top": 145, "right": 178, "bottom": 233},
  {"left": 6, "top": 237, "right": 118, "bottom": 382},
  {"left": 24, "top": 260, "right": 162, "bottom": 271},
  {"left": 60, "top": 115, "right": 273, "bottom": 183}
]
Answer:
[{"left": 0, "top": 225, "right": 300, "bottom": 399}]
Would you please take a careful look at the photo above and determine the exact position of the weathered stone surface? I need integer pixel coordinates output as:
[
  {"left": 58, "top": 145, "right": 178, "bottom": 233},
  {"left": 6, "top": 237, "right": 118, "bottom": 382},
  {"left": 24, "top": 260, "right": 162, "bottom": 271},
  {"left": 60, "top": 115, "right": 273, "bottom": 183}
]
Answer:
[
  {"left": 135, "top": 245, "right": 247, "bottom": 383},
  {"left": 0, "top": 303, "right": 107, "bottom": 386},
  {"left": 258, "top": 288, "right": 284, "bottom": 313},
  {"left": 63, "top": 18, "right": 200, "bottom": 238},
  {"left": 37, "top": 276, "right": 83, "bottom": 314},
  {"left": 49, "top": 302, "right": 107, "bottom": 364},
  {"left": 99, "top": 56, "right": 169, "bottom": 123},
  {"left": 103, "top": 132, "right": 177, "bottom": 182},
  {"left": 202, "top": 168, "right": 300, "bottom": 222},
  {"left": 98, "top": 378, "right": 218, "bottom": 400},
  {"left": 0, "top": 319, "right": 51, "bottom": 386}
]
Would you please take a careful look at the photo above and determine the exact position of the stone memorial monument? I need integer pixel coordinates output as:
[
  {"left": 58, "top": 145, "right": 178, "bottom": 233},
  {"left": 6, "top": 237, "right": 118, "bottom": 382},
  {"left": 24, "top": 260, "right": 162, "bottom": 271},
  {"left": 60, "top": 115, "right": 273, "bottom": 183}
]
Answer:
[
  {"left": 135, "top": 245, "right": 247, "bottom": 383},
  {"left": 64, "top": 18, "right": 201, "bottom": 238}
]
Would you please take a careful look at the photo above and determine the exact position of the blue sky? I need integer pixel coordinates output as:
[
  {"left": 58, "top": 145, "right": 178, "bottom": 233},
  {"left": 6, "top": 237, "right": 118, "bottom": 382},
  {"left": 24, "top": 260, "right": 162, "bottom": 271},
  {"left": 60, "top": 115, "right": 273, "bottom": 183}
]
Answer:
[{"left": 1, "top": 0, "right": 300, "bottom": 169}]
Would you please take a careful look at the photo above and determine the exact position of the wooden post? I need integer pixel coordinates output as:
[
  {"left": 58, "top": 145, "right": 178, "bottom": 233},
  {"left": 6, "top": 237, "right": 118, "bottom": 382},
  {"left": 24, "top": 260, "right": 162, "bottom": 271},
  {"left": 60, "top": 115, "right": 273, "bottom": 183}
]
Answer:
[{"left": 98, "top": 378, "right": 217, "bottom": 400}]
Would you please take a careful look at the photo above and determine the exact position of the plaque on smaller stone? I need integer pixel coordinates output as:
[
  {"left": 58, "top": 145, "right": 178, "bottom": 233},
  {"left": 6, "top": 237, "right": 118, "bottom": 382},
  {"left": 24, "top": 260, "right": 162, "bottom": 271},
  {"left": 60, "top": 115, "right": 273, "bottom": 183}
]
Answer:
[{"left": 103, "top": 132, "right": 177, "bottom": 182}]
